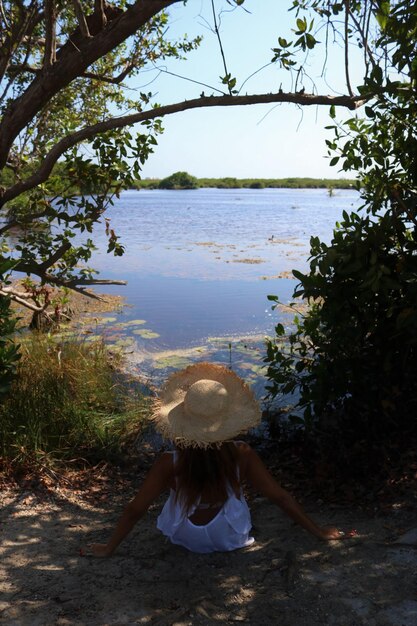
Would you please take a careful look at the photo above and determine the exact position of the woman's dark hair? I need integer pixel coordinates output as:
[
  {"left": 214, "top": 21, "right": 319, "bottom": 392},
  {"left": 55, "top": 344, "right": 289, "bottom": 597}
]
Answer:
[{"left": 175, "top": 442, "right": 240, "bottom": 513}]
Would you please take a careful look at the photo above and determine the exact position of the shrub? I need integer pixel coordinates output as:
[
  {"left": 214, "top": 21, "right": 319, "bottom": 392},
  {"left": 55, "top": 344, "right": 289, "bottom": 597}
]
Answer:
[
  {"left": 158, "top": 171, "right": 198, "bottom": 189},
  {"left": 264, "top": 0, "right": 417, "bottom": 475}
]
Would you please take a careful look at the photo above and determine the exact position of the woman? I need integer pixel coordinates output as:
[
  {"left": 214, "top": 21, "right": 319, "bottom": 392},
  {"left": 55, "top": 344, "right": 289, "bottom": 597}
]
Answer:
[{"left": 87, "top": 363, "right": 344, "bottom": 557}]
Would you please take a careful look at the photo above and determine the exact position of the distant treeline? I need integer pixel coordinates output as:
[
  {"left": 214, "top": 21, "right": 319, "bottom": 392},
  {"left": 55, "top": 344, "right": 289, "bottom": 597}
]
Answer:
[
  {"left": 0, "top": 167, "right": 357, "bottom": 197},
  {"left": 133, "top": 172, "right": 357, "bottom": 190}
]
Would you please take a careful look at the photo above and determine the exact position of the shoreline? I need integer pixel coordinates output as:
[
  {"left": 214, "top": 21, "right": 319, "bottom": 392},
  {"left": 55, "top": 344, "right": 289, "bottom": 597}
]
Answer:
[{"left": 132, "top": 177, "right": 357, "bottom": 191}]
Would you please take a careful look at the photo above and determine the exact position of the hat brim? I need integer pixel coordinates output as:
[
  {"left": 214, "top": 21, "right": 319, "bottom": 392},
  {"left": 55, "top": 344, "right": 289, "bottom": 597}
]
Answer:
[{"left": 152, "top": 363, "right": 261, "bottom": 447}]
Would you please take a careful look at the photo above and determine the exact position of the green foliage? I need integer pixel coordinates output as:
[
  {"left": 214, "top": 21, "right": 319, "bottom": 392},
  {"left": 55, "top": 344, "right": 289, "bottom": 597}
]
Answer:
[
  {"left": 220, "top": 72, "right": 238, "bottom": 95},
  {"left": 0, "top": 335, "right": 151, "bottom": 467},
  {"left": 272, "top": 2, "right": 319, "bottom": 73},
  {"left": 0, "top": 261, "right": 21, "bottom": 396},
  {"left": 158, "top": 171, "right": 199, "bottom": 190},
  {"left": 265, "top": 0, "right": 417, "bottom": 462}
]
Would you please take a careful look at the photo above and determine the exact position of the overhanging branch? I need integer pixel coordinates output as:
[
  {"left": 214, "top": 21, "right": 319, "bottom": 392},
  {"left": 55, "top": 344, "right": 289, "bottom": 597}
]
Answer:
[
  {"left": 0, "top": 253, "right": 127, "bottom": 305},
  {"left": 0, "top": 90, "right": 367, "bottom": 208},
  {"left": 0, "top": 0, "right": 181, "bottom": 168}
]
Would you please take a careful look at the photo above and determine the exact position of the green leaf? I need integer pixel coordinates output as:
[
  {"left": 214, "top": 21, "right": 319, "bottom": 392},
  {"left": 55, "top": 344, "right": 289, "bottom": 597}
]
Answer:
[
  {"left": 0, "top": 259, "right": 19, "bottom": 276},
  {"left": 275, "top": 323, "right": 285, "bottom": 336},
  {"left": 292, "top": 269, "right": 306, "bottom": 281},
  {"left": 296, "top": 17, "right": 306, "bottom": 32},
  {"left": 305, "top": 33, "right": 317, "bottom": 49}
]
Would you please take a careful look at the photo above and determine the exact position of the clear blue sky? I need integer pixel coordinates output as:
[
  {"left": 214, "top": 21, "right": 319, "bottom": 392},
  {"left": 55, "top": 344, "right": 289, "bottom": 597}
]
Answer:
[{"left": 134, "top": 0, "right": 364, "bottom": 180}]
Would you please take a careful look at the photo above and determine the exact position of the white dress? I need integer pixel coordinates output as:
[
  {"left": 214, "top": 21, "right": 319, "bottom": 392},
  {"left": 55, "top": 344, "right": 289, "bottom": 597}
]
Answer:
[{"left": 157, "top": 452, "right": 255, "bottom": 554}]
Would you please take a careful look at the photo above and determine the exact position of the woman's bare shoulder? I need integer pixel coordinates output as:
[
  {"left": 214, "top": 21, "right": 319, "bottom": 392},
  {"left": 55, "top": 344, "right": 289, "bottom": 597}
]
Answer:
[
  {"left": 147, "top": 451, "right": 175, "bottom": 476},
  {"left": 234, "top": 441, "right": 254, "bottom": 479},
  {"left": 158, "top": 450, "right": 175, "bottom": 465}
]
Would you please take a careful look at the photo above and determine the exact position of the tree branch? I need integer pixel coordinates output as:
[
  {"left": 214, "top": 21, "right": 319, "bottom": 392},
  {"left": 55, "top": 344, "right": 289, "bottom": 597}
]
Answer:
[
  {"left": 0, "top": 252, "right": 127, "bottom": 307},
  {"left": 71, "top": 0, "right": 91, "bottom": 39},
  {"left": 39, "top": 242, "right": 72, "bottom": 272},
  {"left": 94, "top": 0, "right": 107, "bottom": 29},
  {"left": 0, "top": 0, "right": 181, "bottom": 168},
  {"left": 5, "top": 63, "right": 40, "bottom": 75},
  {"left": 0, "top": 90, "right": 367, "bottom": 208},
  {"left": 0, "top": 1, "right": 41, "bottom": 82},
  {"left": 0, "top": 202, "right": 103, "bottom": 235},
  {"left": 348, "top": 2, "right": 377, "bottom": 71},
  {"left": 210, "top": 0, "right": 232, "bottom": 94},
  {"left": 0, "top": 0, "right": 9, "bottom": 29},
  {"left": 8, "top": 61, "right": 145, "bottom": 86},
  {"left": 0, "top": 211, "right": 48, "bottom": 235},
  {"left": 65, "top": 278, "right": 128, "bottom": 287},
  {"left": 47, "top": 278, "right": 128, "bottom": 302},
  {"left": 0, "top": 12, "right": 44, "bottom": 105},
  {"left": 344, "top": 0, "right": 354, "bottom": 97},
  {"left": 43, "top": 0, "right": 57, "bottom": 68},
  {"left": 82, "top": 62, "right": 139, "bottom": 85}
]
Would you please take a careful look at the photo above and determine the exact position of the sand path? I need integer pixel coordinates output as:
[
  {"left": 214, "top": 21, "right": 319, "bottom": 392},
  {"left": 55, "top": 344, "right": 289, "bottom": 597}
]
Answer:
[{"left": 1, "top": 476, "right": 416, "bottom": 626}]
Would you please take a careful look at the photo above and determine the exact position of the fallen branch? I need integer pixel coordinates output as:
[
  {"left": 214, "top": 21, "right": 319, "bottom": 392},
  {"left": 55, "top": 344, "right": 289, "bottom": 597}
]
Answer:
[{"left": 0, "top": 287, "right": 46, "bottom": 313}]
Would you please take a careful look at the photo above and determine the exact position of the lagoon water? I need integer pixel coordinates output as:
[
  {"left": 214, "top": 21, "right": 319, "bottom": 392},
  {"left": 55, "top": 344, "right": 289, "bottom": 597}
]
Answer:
[{"left": 80, "top": 188, "right": 359, "bottom": 398}]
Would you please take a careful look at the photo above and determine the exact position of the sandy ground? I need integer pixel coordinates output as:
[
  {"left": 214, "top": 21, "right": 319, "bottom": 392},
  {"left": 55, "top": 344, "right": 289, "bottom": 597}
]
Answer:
[{"left": 1, "top": 464, "right": 416, "bottom": 626}]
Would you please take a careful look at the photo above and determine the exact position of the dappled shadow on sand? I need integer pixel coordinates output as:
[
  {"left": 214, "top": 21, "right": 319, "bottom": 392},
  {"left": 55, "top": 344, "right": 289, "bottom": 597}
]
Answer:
[{"left": 0, "top": 489, "right": 416, "bottom": 626}]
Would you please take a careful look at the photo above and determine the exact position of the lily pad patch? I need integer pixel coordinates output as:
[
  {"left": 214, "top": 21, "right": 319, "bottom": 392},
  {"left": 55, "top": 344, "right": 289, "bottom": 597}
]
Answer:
[
  {"left": 114, "top": 319, "right": 147, "bottom": 328},
  {"left": 87, "top": 316, "right": 118, "bottom": 324},
  {"left": 132, "top": 329, "right": 160, "bottom": 339}
]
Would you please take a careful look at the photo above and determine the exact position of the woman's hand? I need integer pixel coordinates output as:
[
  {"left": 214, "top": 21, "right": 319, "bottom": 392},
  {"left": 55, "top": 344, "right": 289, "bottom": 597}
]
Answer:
[
  {"left": 81, "top": 543, "right": 113, "bottom": 557},
  {"left": 318, "top": 526, "right": 348, "bottom": 541}
]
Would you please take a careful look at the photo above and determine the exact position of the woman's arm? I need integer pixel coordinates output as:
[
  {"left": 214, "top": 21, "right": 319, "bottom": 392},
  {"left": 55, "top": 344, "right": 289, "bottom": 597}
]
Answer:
[
  {"left": 86, "top": 452, "right": 174, "bottom": 557},
  {"left": 240, "top": 444, "right": 343, "bottom": 541}
]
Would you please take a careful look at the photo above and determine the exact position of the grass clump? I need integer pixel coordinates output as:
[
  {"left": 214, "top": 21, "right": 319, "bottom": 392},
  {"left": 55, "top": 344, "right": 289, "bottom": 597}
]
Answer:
[{"left": 0, "top": 334, "right": 151, "bottom": 469}]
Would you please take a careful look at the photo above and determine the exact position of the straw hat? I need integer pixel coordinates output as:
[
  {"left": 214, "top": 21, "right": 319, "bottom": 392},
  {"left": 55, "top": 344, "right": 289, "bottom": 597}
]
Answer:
[{"left": 152, "top": 362, "right": 261, "bottom": 447}]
